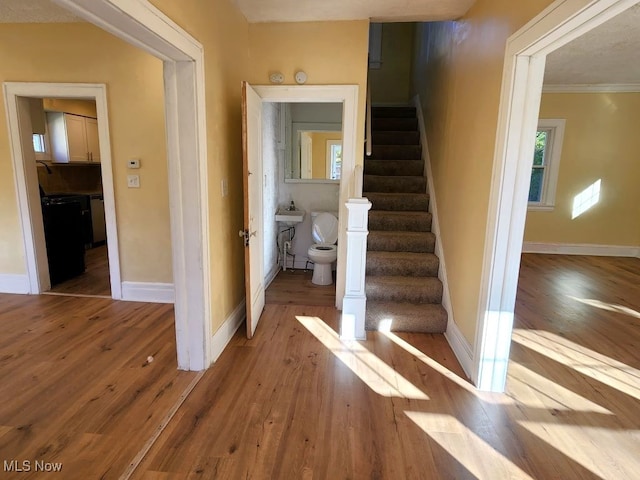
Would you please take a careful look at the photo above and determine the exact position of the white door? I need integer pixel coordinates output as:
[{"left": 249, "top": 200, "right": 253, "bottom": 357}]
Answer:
[{"left": 241, "top": 82, "right": 265, "bottom": 338}]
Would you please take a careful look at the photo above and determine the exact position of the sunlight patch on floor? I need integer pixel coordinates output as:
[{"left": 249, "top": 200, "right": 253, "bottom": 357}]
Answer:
[
  {"left": 380, "top": 329, "right": 474, "bottom": 393},
  {"left": 512, "top": 329, "right": 640, "bottom": 401},
  {"left": 507, "top": 361, "right": 612, "bottom": 414},
  {"left": 405, "top": 411, "right": 535, "bottom": 480},
  {"left": 518, "top": 421, "right": 640, "bottom": 479},
  {"left": 567, "top": 296, "right": 640, "bottom": 319},
  {"left": 296, "top": 316, "right": 429, "bottom": 400}
]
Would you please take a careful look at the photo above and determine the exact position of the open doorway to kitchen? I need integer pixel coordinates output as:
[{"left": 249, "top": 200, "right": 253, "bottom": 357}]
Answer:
[
  {"left": 37, "top": 98, "right": 110, "bottom": 297},
  {"left": 5, "top": 84, "right": 120, "bottom": 300}
]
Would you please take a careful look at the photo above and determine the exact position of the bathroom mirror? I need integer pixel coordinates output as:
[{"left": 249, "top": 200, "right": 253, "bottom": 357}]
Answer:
[{"left": 283, "top": 102, "right": 343, "bottom": 183}]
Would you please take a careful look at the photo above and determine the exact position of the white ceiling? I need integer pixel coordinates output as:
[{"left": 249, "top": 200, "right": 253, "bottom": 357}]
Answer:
[
  {"left": 0, "top": 0, "right": 79, "bottom": 23},
  {"left": 1, "top": 0, "right": 638, "bottom": 86},
  {"left": 232, "top": 0, "right": 475, "bottom": 23},
  {"left": 544, "top": 4, "right": 640, "bottom": 86}
]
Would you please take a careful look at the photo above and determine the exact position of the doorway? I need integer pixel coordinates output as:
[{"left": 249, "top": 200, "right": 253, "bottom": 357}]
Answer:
[
  {"left": 474, "top": 0, "right": 640, "bottom": 391},
  {"left": 5, "top": 84, "right": 121, "bottom": 300}
]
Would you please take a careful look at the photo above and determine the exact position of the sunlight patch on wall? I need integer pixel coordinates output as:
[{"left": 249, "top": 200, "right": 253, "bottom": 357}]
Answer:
[
  {"left": 567, "top": 296, "right": 640, "bottom": 319},
  {"left": 571, "top": 179, "right": 601, "bottom": 219},
  {"left": 405, "top": 412, "right": 536, "bottom": 479},
  {"left": 296, "top": 316, "right": 429, "bottom": 400},
  {"left": 507, "top": 361, "right": 612, "bottom": 414},
  {"left": 512, "top": 329, "right": 640, "bottom": 401}
]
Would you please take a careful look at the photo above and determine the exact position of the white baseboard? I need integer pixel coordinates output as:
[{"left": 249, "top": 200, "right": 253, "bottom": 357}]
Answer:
[
  {"left": 523, "top": 242, "right": 640, "bottom": 258},
  {"left": 210, "top": 299, "right": 245, "bottom": 364},
  {"left": 413, "top": 94, "right": 474, "bottom": 378},
  {"left": 444, "top": 319, "right": 474, "bottom": 379},
  {"left": 0, "top": 274, "right": 30, "bottom": 294},
  {"left": 265, "top": 265, "right": 280, "bottom": 289},
  {"left": 121, "top": 281, "right": 175, "bottom": 303}
]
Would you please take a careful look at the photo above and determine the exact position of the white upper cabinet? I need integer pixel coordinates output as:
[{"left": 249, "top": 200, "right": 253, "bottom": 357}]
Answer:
[{"left": 47, "top": 112, "right": 101, "bottom": 163}]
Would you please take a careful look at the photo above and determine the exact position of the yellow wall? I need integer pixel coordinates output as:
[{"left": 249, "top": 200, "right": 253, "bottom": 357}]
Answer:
[
  {"left": 525, "top": 93, "right": 640, "bottom": 246},
  {"left": 149, "top": 0, "right": 250, "bottom": 331},
  {"left": 43, "top": 98, "right": 97, "bottom": 117},
  {"left": 370, "top": 23, "right": 415, "bottom": 105},
  {"left": 248, "top": 20, "right": 369, "bottom": 168},
  {"left": 0, "top": 23, "right": 171, "bottom": 283},
  {"left": 411, "top": 0, "right": 554, "bottom": 344},
  {"left": 311, "top": 131, "right": 342, "bottom": 179}
]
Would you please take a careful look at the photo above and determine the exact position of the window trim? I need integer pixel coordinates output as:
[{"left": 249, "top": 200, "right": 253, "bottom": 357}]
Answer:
[
  {"left": 325, "top": 139, "right": 342, "bottom": 180},
  {"left": 528, "top": 118, "right": 565, "bottom": 211}
]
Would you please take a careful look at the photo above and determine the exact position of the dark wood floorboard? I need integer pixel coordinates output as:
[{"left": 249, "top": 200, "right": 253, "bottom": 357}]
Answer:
[
  {"left": 266, "top": 269, "right": 335, "bottom": 306},
  {"left": 48, "top": 245, "right": 111, "bottom": 297}
]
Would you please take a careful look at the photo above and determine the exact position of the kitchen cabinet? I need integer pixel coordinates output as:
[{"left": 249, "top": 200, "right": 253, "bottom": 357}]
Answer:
[{"left": 47, "top": 112, "right": 101, "bottom": 163}]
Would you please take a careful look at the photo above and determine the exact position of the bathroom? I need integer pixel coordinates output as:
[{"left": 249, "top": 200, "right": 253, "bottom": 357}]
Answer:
[{"left": 262, "top": 101, "right": 342, "bottom": 305}]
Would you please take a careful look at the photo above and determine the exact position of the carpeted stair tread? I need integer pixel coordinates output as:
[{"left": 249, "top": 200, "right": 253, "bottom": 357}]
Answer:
[
  {"left": 369, "top": 211, "right": 432, "bottom": 232},
  {"left": 369, "top": 145, "right": 421, "bottom": 160},
  {"left": 366, "top": 192, "right": 429, "bottom": 211},
  {"left": 366, "top": 276, "right": 442, "bottom": 303},
  {"left": 368, "top": 231, "right": 436, "bottom": 253},
  {"left": 372, "top": 117, "right": 418, "bottom": 131},
  {"left": 366, "top": 302, "right": 447, "bottom": 333},
  {"left": 364, "top": 175, "right": 426, "bottom": 194},
  {"left": 372, "top": 131, "right": 420, "bottom": 145},
  {"left": 364, "top": 160, "right": 424, "bottom": 177},
  {"left": 372, "top": 106, "right": 416, "bottom": 118},
  {"left": 367, "top": 251, "right": 439, "bottom": 277}
]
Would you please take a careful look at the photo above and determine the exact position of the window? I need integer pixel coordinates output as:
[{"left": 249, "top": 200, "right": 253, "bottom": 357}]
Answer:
[
  {"left": 326, "top": 140, "right": 342, "bottom": 180},
  {"left": 528, "top": 119, "right": 565, "bottom": 210},
  {"left": 33, "top": 134, "right": 46, "bottom": 153}
]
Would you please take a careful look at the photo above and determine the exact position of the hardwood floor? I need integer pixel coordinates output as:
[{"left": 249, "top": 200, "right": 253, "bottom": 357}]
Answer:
[
  {"left": 266, "top": 269, "right": 335, "bottom": 306},
  {"left": 0, "top": 294, "right": 197, "bottom": 479},
  {"left": 48, "top": 245, "right": 111, "bottom": 297},
  {"left": 0, "top": 255, "right": 638, "bottom": 478}
]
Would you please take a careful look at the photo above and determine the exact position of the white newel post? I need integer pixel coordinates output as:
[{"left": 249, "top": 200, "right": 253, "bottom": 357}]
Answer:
[{"left": 341, "top": 198, "right": 372, "bottom": 340}]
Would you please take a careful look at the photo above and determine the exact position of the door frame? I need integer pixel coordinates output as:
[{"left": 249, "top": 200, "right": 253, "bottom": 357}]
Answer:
[
  {"left": 251, "top": 84, "right": 359, "bottom": 310},
  {"left": 4, "top": 82, "right": 122, "bottom": 299},
  {"left": 43, "top": 0, "right": 211, "bottom": 371},
  {"left": 474, "top": 0, "right": 639, "bottom": 391}
]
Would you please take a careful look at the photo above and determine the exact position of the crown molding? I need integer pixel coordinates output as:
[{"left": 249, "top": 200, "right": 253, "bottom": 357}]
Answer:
[{"left": 543, "top": 83, "right": 640, "bottom": 93}]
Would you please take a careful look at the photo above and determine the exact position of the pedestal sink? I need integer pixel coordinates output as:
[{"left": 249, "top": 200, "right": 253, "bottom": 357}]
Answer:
[{"left": 275, "top": 208, "right": 305, "bottom": 225}]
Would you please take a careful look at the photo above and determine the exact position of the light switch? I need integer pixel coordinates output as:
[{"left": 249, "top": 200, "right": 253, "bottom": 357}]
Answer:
[
  {"left": 128, "top": 158, "right": 141, "bottom": 169},
  {"left": 127, "top": 175, "right": 140, "bottom": 188},
  {"left": 221, "top": 178, "right": 228, "bottom": 197}
]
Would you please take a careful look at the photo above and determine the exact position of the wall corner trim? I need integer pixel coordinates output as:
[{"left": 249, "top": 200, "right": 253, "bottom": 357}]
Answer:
[
  {"left": 444, "top": 319, "right": 474, "bottom": 378},
  {"left": 522, "top": 242, "right": 640, "bottom": 258},
  {"left": 209, "top": 299, "right": 246, "bottom": 365},
  {"left": 121, "top": 281, "right": 175, "bottom": 303},
  {"left": 0, "top": 274, "right": 30, "bottom": 294}
]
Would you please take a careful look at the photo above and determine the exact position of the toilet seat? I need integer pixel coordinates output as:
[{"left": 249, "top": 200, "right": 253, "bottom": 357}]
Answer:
[{"left": 312, "top": 212, "right": 338, "bottom": 245}]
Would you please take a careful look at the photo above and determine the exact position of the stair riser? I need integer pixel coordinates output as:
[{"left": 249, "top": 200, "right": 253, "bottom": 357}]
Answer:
[
  {"left": 369, "top": 145, "right": 422, "bottom": 160},
  {"left": 369, "top": 213, "right": 432, "bottom": 232},
  {"left": 372, "top": 106, "right": 416, "bottom": 118},
  {"left": 366, "top": 282, "right": 443, "bottom": 304},
  {"left": 367, "top": 233, "right": 436, "bottom": 253},
  {"left": 372, "top": 118, "right": 418, "bottom": 131},
  {"left": 372, "top": 131, "right": 420, "bottom": 145},
  {"left": 364, "top": 160, "right": 424, "bottom": 177},
  {"left": 366, "top": 258, "right": 439, "bottom": 277},
  {"left": 364, "top": 176, "right": 426, "bottom": 194},
  {"left": 366, "top": 193, "right": 429, "bottom": 211},
  {"left": 365, "top": 305, "right": 447, "bottom": 333}
]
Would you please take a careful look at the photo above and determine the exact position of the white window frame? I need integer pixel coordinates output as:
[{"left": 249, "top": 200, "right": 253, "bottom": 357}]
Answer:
[
  {"left": 528, "top": 118, "right": 565, "bottom": 211},
  {"left": 32, "top": 123, "right": 52, "bottom": 161},
  {"left": 326, "top": 139, "right": 342, "bottom": 180}
]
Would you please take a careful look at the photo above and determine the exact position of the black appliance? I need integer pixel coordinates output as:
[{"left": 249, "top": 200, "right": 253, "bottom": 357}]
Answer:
[{"left": 41, "top": 195, "right": 88, "bottom": 285}]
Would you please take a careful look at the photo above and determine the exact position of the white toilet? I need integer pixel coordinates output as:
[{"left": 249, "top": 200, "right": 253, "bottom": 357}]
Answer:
[{"left": 307, "top": 212, "right": 339, "bottom": 285}]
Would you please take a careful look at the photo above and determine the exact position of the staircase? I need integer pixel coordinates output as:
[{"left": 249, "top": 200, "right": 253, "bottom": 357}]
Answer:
[{"left": 364, "top": 106, "right": 447, "bottom": 333}]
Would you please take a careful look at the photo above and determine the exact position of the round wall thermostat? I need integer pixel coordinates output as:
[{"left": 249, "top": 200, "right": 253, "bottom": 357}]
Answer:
[{"left": 294, "top": 71, "right": 307, "bottom": 84}]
